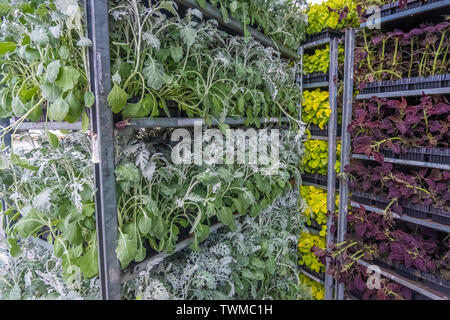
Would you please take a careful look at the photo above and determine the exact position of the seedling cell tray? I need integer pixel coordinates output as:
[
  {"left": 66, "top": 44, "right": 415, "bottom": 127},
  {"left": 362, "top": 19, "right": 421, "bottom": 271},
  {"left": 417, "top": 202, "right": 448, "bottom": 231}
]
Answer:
[
  {"left": 363, "top": 0, "right": 446, "bottom": 19},
  {"left": 303, "top": 72, "right": 329, "bottom": 85},
  {"left": 301, "top": 29, "right": 342, "bottom": 45}
]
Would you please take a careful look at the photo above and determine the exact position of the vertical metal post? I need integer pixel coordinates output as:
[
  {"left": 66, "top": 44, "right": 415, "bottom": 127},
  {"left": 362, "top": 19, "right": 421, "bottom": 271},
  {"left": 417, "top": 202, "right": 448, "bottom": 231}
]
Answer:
[
  {"left": 324, "top": 37, "right": 339, "bottom": 300},
  {"left": 297, "top": 45, "right": 304, "bottom": 122},
  {"left": 336, "top": 29, "right": 355, "bottom": 300},
  {"left": 86, "top": 0, "right": 121, "bottom": 300},
  {"left": 0, "top": 118, "right": 11, "bottom": 235}
]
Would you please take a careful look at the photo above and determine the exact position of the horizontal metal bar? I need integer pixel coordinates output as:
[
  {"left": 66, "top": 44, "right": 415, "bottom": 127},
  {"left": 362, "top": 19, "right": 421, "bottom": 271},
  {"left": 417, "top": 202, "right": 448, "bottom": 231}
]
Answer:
[
  {"left": 299, "top": 266, "right": 325, "bottom": 286},
  {"left": 31, "top": 237, "right": 53, "bottom": 251},
  {"left": 173, "top": 0, "right": 297, "bottom": 59},
  {"left": 9, "top": 121, "right": 82, "bottom": 131},
  {"left": 351, "top": 202, "right": 450, "bottom": 233},
  {"left": 352, "top": 153, "right": 450, "bottom": 171},
  {"left": 301, "top": 38, "right": 331, "bottom": 50},
  {"left": 303, "top": 82, "right": 329, "bottom": 89},
  {"left": 301, "top": 180, "right": 327, "bottom": 190},
  {"left": 360, "top": 0, "right": 450, "bottom": 28},
  {"left": 125, "top": 117, "right": 289, "bottom": 129},
  {"left": 356, "top": 87, "right": 450, "bottom": 100},
  {"left": 357, "top": 259, "right": 449, "bottom": 300},
  {"left": 121, "top": 222, "right": 225, "bottom": 283}
]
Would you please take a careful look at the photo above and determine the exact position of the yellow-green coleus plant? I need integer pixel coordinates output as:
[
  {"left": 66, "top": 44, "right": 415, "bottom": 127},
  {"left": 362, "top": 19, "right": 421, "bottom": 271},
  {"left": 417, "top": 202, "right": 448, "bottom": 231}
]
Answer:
[
  {"left": 302, "top": 89, "right": 330, "bottom": 129},
  {"left": 306, "top": 0, "right": 360, "bottom": 34},
  {"left": 301, "top": 139, "right": 341, "bottom": 175}
]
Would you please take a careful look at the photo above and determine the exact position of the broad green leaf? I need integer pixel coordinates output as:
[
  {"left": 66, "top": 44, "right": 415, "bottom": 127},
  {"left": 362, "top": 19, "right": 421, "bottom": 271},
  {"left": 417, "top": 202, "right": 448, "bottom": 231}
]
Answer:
[
  {"left": 84, "top": 91, "right": 95, "bottom": 107},
  {"left": 170, "top": 46, "right": 183, "bottom": 63},
  {"left": 81, "top": 110, "right": 89, "bottom": 133},
  {"left": 59, "top": 45, "right": 70, "bottom": 59},
  {"left": 117, "top": 230, "right": 137, "bottom": 268},
  {"left": 142, "top": 60, "right": 171, "bottom": 90},
  {"left": 154, "top": 215, "right": 166, "bottom": 240},
  {"left": 196, "top": 0, "right": 207, "bottom": 8},
  {"left": 55, "top": 66, "right": 80, "bottom": 91},
  {"left": 46, "top": 60, "right": 61, "bottom": 83},
  {"left": 7, "top": 238, "right": 22, "bottom": 258},
  {"left": 122, "top": 95, "right": 156, "bottom": 118},
  {"left": 0, "top": 42, "right": 16, "bottom": 55},
  {"left": 78, "top": 245, "right": 99, "bottom": 278},
  {"left": 65, "top": 91, "right": 83, "bottom": 123},
  {"left": 15, "top": 209, "right": 44, "bottom": 238},
  {"left": 53, "top": 237, "right": 64, "bottom": 258},
  {"left": 30, "top": 28, "right": 49, "bottom": 45},
  {"left": 138, "top": 214, "right": 152, "bottom": 236},
  {"left": 157, "top": 2, "right": 178, "bottom": 16},
  {"left": 107, "top": 84, "right": 128, "bottom": 113},
  {"left": 48, "top": 96, "right": 69, "bottom": 121},
  {"left": 40, "top": 81, "right": 62, "bottom": 102},
  {"left": 115, "top": 163, "right": 140, "bottom": 182},
  {"left": 47, "top": 131, "right": 59, "bottom": 148},
  {"left": 11, "top": 153, "right": 38, "bottom": 171},
  {"left": 217, "top": 207, "right": 235, "bottom": 230},
  {"left": 196, "top": 171, "right": 220, "bottom": 185}
]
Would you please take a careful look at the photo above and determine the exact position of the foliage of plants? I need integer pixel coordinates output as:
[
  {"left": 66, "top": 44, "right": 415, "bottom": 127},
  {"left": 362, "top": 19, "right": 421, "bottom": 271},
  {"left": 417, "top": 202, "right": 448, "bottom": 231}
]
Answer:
[
  {"left": 349, "top": 95, "right": 450, "bottom": 160},
  {"left": 122, "top": 191, "right": 308, "bottom": 300},
  {"left": 298, "top": 273, "right": 324, "bottom": 300},
  {"left": 0, "top": 128, "right": 303, "bottom": 279},
  {"left": 346, "top": 160, "right": 450, "bottom": 213},
  {"left": 355, "top": 22, "right": 450, "bottom": 86},
  {"left": 301, "top": 139, "right": 341, "bottom": 175},
  {"left": 303, "top": 45, "right": 344, "bottom": 75},
  {"left": 300, "top": 185, "right": 328, "bottom": 230},
  {"left": 301, "top": 89, "right": 331, "bottom": 129},
  {"left": 193, "top": 0, "right": 308, "bottom": 51},
  {"left": 107, "top": 1, "right": 301, "bottom": 127},
  {"left": 0, "top": 236, "right": 99, "bottom": 300},
  {"left": 0, "top": 0, "right": 93, "bottom": 134},
  {"left": 298, "top": 231, "right": 325, "bottom": 273},
  {"left": 305, "top": 0, "right": 360, "bottom": 34}
]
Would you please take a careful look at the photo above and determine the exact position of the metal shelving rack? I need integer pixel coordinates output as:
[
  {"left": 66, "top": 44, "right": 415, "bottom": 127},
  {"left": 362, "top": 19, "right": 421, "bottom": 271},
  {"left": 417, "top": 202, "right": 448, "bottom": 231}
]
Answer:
[
  {"left": 337, "top": 2, "right": 450, "bottom": 301},
  {"left": 0, "top": 0, "right": 304, "bottom": 300},
  {"left": 297, "top": 30, "right": 343, "bottom": 300}
]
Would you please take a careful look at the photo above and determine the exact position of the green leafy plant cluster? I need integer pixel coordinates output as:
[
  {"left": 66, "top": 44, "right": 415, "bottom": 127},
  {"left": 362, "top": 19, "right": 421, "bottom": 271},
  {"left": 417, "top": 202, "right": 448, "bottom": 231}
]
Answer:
[
  {"left": 301, "top": 139, "right": 341, "bottom": 175},
  {"left": 193, "top": 0, "right": 307, "bottom": 51},
  {"left": 297, "top": 231, "right": 325, "bottom": 273},
  {"left": 0, "top": 130, "right": 302, "bottom": 279},
  {"left": 107, "top": 1, "right": 301, "bottom": 126},
  {"left": 306, "top": 0, "right": 360, "bottom": 34},
  {"left": 300, "top": 185, "right": 328, "bottom": 234},
  {"left": 303, "top": 45, "right": 344, "bottom": 74},
  {"left": 301, "top": 89, "right": 331, "bottom": 129},
  {"left": 299, "top": 273, "right": 324, "bottom": 300},
  {"left": 0, "top": 0, "right": 93, "bottom": 136}
]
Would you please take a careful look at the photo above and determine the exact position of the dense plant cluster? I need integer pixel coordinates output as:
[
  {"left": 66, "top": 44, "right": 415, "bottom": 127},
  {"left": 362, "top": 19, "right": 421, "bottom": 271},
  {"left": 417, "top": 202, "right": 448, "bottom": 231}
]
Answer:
[
  {"left": 349, "top": 95, "right": 450, "bottom": 159},
  {"left": 193, "top": 0, "right": 308, "bottom": 51},
  {"left": 299, "top": 273, "right": 324, "bottom": 300},
  {"left": 122, "top": 191, "right": 307, "bottom": 300},
  {"left": 301, "top": 139, "right": 341, "bottom": 175},
  {"left": 346, "top": 160, "right": 450, "bottom": 212},
  {"left": 305, "top": 0, "right": 360, "bottom": 34},
  {"left": 0, "top": 0, "right": 92, "bottom": 132},
  {"left": 303, "top": 45, "right": 344, "bottom": 75},
  {"left": 107, "top": 1, "right": 301, "bottom": 127},
  {"left": 355, "top": 22, "right": 450, "bottom": 86},
  {"left": 298, "top": 231, "right": 325, "bottom": 273},
  {"left": 0, "top": 127, "right": 302, "bottom": 279},
  {"left": 302, "top": 89, "right": 330, "bottom": 129}
]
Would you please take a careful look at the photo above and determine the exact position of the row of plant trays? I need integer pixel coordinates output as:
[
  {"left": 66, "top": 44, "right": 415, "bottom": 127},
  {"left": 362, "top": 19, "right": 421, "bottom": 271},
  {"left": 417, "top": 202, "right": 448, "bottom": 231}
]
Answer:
[
  {"left": 307, "top": 124, "right": 342, "bottom": 137},
  {"left": 374, "top": 147, "right": 450, "bottom": 165},
  {"left": 351, "top": 190, "right": 450, "bottom": 226},
  {"left": 301, "top": 29, "right": 342, "bottom": 47},
  {"left": 301, "top": 72, "right": 329, "bottom": 85},
  {"left": 375, "top": 258, "right": 450, "bottom": 295},
  {"left": 362, "top": 0, "right": 447, "bottom": 20},
  {"left": 357, "top": 74, "right": 450, "bottom": 98}
]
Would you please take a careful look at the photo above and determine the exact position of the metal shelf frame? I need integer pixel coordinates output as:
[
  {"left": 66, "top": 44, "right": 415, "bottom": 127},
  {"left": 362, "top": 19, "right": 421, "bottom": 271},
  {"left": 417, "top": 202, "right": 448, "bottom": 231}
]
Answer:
[
  {"left": 298, "top": 32, "right": 343, "bottom": 300},
  {"left": 0, "top": 0, "right": 304, "bottom": 300}
]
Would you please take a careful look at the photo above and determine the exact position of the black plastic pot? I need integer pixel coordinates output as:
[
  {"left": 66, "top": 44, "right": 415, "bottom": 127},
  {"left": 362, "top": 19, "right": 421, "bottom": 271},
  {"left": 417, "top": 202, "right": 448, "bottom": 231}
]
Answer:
[
  {"left": 302, "top": 29, "right": 342, "bottom": 45},
  {"left": 430, "top": 207, "right": 450, "bottom": 226},
  {"left": 303, "top": 72, "right": 329, "bottom": 85},
  {"left": 359, "top": 74, "right": 450, "bottom": 96},
  {"left": 402, "top": 202, "right": 430, "bottom": 220},
  {"left": 308, "top": 124, "right": 342, "bottom": 137}
]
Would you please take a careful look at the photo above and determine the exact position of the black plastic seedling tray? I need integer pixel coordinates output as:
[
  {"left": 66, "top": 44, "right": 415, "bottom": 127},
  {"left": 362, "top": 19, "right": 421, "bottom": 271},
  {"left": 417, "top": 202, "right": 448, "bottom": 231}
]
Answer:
[
  {"left": 430, "top": 207, "right": 450, "bottom": 226},
  {"left": 302, "top": 29, "right": 342, "bottom": 45},
  {"left": 308, "top": 124, "right": 342, "bottom": 137},
  {"left": 379, "top": 147, "right": 450, "bottom": 165},
  {"left": 363, "top": 0, "right": 446, "bottom": 19},
  {"left": 359, "top": 74, "right": 450, "bottom": 96},
  {"left": 302, "top": 72, "right": 329, "bottom": 85}
]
